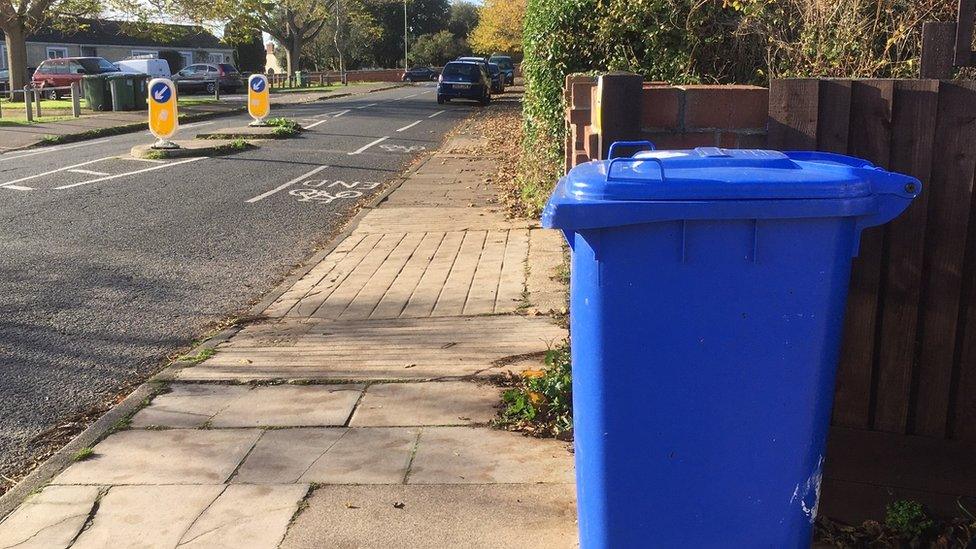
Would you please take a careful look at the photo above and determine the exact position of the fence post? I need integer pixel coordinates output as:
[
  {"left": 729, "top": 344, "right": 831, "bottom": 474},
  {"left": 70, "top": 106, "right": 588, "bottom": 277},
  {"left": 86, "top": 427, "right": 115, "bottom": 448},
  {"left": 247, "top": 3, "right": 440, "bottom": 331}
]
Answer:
[
  {"left": 34, "top": 88, "right": 42, "bottom": 118},
  {"left": 921, "top": 21, "right": 957, "bottom": 79},
  {"left": 592, "top": 73, "right": 644, "bottom": 160},
  {"left": 23, "top": 87, "right": 33, "bottom": 122},
  {"left": 71, "top": 82, "right": 81, "bottom": 117},
  {"left": 214, "top": 80, "right": 220, "bottom": 100}
]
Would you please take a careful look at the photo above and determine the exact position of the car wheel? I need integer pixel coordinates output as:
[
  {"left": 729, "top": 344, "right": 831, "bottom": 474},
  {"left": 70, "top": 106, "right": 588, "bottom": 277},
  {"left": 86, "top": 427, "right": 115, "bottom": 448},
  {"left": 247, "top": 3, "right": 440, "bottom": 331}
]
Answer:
[
  {"left": 45, "top": 89, "right": 59, "bottom": 100},
  {"left": 205, "top": 82, "right": 216, "bottom": 94},
  {"left": 437, "top": 95, "right": 445, "bottom": 105},
  {"left": 480, "top": 94, "right": 490, "bottom": 106}
]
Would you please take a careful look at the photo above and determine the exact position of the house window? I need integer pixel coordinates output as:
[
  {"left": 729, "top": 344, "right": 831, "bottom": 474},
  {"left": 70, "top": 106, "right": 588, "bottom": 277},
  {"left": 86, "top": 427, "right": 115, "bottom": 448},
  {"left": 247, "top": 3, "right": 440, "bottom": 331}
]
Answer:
[
  {"left": 179, "top": 51, "right": 193, "bottom": 68},
  {"left": 0, "top": 45, "right": 7, "bottom": 70},
  {"left": 131, "top": 49, "right": 157, "bottom": 58},
  {"left": 46, "top": 46, "right": 69, "bottom": 59},
  {"left": 81, "top": 46, "right": 97, "bottom": 57},
  {"left": 208, "top": 52, "right": 225, "bottom": 64}
]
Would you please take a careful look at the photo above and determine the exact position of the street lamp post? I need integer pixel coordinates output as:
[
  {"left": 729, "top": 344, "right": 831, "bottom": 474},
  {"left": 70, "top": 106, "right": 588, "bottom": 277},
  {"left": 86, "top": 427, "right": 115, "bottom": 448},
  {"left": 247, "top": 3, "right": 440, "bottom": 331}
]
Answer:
[{"left": 403, "top": 0, "right": 408, "bottom": 69}]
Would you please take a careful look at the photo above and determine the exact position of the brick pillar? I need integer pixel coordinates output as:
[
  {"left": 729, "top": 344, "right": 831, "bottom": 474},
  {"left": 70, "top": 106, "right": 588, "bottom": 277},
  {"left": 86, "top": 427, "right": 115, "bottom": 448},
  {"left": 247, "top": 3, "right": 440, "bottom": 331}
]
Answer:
[{"left": 592, "top": 73, "right": 643, "bottom": 160}]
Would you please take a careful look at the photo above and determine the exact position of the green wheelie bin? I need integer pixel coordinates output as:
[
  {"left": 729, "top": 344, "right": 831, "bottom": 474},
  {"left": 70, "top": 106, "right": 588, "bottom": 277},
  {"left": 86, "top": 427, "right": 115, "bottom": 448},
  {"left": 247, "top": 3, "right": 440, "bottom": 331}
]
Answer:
[{"left": 82, "top": 74, "right": 111, "bottom": 111}]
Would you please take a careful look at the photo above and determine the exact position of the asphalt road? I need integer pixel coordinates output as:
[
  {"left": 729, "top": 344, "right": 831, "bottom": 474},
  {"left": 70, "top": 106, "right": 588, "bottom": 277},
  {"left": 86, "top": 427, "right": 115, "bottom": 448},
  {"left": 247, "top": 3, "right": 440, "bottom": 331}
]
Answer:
[{"left": 0, "top": 83, "right": 477, "bottom": 484}]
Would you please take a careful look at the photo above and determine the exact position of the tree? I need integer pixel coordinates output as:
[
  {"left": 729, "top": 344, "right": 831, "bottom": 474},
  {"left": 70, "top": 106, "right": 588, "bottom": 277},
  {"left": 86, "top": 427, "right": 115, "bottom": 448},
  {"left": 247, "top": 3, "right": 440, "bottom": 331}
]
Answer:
[
  {"left": 225, "top": 18, "right": 265, "bottom": 73},
  {"left": 409, "top": 30, "right": 466, "bottom": 66},
  {"left": 469, "top": 0, "right": 525, "bottom": 56},
  {"left": 0, "top": 0, "right": 150, "bottom": 93},
  {"left": 447, "top": 1, "right": 478, "bottom": 41},
  {"left": 362, "top": 0, "right": 450, "bottom": 67},
  {"left": 301, "top": 0, "right": 381, "bottom": 71}
]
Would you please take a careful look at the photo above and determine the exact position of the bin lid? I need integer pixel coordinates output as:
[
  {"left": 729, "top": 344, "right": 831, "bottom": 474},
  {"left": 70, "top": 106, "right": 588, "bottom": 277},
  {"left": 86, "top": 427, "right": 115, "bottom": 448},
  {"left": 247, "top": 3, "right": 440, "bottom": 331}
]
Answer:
[
  {"left": 565, "top": 148, "right": 900, "bottom": 201},
  {"left": 542, "top": 148, "right": 921, "bottom": 247}
]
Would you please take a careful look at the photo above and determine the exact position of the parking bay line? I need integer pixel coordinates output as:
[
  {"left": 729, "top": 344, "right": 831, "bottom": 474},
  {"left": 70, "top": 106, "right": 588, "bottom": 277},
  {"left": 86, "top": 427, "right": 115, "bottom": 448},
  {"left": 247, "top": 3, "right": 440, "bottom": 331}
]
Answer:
[
  {"left": 67, "top": 169, "right": 110, "bottom": 176},
  {"left": 396, "top": 120, "right": 422, "bottom": 132},
  {"left": 348, "top": 136, "right": 389, "bottom": 155},
  {"left": 0, "top": 139, "right": 113, "bottom": 163},
  {"left": 355, "top": 103, "right": 377, "bottom": 109},
  {"left": 2, "top": 185, "right": 32, "bottom": 191},
  {"left": 428, "top": 110, "right": 445, "bottom": 118},
  {"left": 245, "top": 164, "right": 330, "bottom": 203},
  {"left": 305, "top": 119, "right": 329, "bottom": 130},
  {"left": 55, "top": 157, "right": 205, "bottom": 190},
  {"left": 0, "top": 157, "right": 114, "bottom": 188}
]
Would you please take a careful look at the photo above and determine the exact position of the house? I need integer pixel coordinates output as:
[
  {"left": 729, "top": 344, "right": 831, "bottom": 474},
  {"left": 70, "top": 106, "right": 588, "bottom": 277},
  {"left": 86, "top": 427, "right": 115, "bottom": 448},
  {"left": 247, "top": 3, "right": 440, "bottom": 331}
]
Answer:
[
  {"left": 0, "top": 19, "right": 234, "bottom": 72},
  {"left": 265, "top": 43, "right": 284, "bottom": 74}
]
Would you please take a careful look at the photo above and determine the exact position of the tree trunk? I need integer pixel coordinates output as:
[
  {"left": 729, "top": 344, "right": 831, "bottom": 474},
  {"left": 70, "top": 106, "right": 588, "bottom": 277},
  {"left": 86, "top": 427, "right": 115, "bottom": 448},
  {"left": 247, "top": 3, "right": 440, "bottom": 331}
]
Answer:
[
  {"left": 3, "top": 22, "right": 28, "bottom": 98},
  {"left": 287, "top": 39, "right": 303, "bottom": 76}
]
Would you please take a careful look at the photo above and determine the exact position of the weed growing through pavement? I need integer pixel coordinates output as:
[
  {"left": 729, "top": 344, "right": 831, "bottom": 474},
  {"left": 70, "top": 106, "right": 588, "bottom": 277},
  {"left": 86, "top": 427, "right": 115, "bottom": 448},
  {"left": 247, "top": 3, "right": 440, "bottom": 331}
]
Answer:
[
  {"left": 497, "top": 341, "right": 572, "bottom": 438},
  {"left": 885, "top": 500, "right": 935, "bottom": 539},
  {"left": 72, "top": 447, "right": 94, "bottom": 462},
  {"left": 179, "top": 347, "right": 217, "bottom": 365}
]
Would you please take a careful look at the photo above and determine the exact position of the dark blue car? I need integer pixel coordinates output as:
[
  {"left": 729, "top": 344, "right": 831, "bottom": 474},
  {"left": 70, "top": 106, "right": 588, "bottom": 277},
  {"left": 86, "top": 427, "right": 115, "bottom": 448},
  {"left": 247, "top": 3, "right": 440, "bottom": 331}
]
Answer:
[{"left": 437, "top": 61, "right": 491, "bottom": 106}]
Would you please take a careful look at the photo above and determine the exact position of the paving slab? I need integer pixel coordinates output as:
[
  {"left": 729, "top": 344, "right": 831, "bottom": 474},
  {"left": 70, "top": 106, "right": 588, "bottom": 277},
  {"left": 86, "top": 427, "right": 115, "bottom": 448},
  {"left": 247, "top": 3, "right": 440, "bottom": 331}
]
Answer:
[
  {"left": 234, "top": 427, "right": 419, "bottom": 485},
  {"left": 279, "top": 484, "right": 578, "bottom": 549},
  {"left": 263, "top": 229, "right": 528, "bottom": 320},
  {"left": 350, "top": 382, "right": 502, "bottom": 427},
  {"left": 130, "top": 384, "right": 251, "bottom": 429},
  {"left": 181, "top": 316, "right": 566, "bottom": 382},
  {"left": 526, "top": 228, "right": 568, "bottom": 315},
  {"left": 209, "top": 384, "right": 364, "bottom": 428},
  {"left": 71, "top": 485, "right": 223, "bottom": 549},
  {"left": 408, "top": 427, "right": 574, "bottom": 484},
  {"left": 0, "top": 485, "right": 100, "bottom": 548},
  {"left": 179, "top": 484, "right": 310, "bottom": 548},
  {"left": 53, "top": 429, "right": 262, "bottom": 485},
  {"left": 352, "top": 207, "right": 531, "bottom": 233}
]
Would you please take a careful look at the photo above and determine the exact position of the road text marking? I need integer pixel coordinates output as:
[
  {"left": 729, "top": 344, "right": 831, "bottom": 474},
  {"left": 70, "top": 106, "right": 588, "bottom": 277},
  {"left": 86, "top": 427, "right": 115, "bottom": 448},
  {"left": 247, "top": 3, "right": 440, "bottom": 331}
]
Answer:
[
  {"left": 246, "top": 164, "right": 330, "bottom": 203},
  {"left": 348, "top": 136, "right": 389, "bottom": 155}
]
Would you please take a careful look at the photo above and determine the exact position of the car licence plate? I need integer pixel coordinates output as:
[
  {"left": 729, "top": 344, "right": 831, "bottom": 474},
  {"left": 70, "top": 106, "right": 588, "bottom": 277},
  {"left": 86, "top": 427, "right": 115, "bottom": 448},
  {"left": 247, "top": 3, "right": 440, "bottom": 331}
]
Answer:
[{"left": 453, "top": 84, "right": 471, "bottom": 89}]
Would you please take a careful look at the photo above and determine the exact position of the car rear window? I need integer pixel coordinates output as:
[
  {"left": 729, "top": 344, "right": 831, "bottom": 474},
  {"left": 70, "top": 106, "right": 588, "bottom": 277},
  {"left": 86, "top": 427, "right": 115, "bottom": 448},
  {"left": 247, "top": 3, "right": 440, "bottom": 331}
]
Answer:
[
  {"left": 442, "top": 63, "right": 479, "bottom": 80},
  {"left": 219, "top": 64, "right": 239, "bottom": 74},
  {"left": 490, "top": 57, "right": 514, "bottom": 69},
  {"left": 79, "top": 58, "right": 119, "bottom": 73}
]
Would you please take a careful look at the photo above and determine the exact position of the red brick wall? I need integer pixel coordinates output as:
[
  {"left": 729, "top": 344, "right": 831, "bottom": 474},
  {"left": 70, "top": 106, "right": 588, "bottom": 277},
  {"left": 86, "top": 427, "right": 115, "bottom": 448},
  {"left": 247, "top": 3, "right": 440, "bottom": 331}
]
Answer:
[
  {"left": 643, "top": 84, "right": 768, "bottom": 149},
  {"left": 565, "top": 76, "right": 769, "bottom": 172}
]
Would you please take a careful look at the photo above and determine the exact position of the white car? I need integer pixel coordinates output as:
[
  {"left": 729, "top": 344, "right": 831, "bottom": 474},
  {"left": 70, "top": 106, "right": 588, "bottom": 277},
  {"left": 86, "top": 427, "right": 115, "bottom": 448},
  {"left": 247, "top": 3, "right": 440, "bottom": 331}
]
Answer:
[{"left": 114, "top": 58, "right": 171, "bottom": 78}]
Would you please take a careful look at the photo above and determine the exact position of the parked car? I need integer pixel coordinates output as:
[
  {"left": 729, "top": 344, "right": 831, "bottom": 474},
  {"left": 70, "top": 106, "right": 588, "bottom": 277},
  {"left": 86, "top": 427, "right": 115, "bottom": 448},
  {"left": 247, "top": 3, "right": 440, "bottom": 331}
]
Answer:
[
  {"left": 437, "top": 61, "right": 490, "bottom": 106},
  {"left": 115, "top": 57, "right": 171, "bottom": 78},
  {"left": 488, "top": 63, "right": 505, "bottom": 94},
  {"left": 488, "top": 55, "right": 515, "bottom": 85},
  {"left": 31, "top": 57, "right": 120, "bottom": 99},
  {"left": 172, "top": 63, "right": 243, "bottom": 94},
  {"left": 402, "top": 67, "right": 438, "bottom": 82},
  {"left": 456, "top": 56, "right": 491, "bottom": 77}
]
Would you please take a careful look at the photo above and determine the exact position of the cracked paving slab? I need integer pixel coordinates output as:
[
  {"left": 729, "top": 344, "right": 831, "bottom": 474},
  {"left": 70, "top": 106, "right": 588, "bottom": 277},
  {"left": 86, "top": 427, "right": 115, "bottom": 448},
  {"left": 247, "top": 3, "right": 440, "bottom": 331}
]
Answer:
[
  {"left": 53, "top": 429, "right": 262, "bottom": 485},
  {"left": 0, "top": 485, "right": 101, "bottom": 548}
]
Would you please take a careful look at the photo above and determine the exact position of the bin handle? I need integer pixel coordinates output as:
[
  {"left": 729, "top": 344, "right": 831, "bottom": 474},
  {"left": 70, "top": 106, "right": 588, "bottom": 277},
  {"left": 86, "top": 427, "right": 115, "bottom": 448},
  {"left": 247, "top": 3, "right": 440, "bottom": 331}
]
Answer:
[
  {"left": 607, "top": 140, "right": 656, "bottom": 159},
  {"left": 606, "top": 157, "right": 666, "bottom": 183}
]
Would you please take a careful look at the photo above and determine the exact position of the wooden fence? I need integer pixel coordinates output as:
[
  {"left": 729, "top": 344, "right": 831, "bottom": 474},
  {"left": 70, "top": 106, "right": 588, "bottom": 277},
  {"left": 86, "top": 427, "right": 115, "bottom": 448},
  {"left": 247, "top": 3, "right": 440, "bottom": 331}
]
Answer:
[{"left": 768, "top": 79, "right": 976, "bottom": 443}]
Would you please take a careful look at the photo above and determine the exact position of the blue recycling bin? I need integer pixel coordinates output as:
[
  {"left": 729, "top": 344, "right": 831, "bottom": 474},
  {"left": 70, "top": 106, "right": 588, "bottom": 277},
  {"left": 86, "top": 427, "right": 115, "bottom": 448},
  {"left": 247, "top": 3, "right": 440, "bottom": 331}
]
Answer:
[{"left": 541, "top": 145, "right": 920, "bottom": 548}]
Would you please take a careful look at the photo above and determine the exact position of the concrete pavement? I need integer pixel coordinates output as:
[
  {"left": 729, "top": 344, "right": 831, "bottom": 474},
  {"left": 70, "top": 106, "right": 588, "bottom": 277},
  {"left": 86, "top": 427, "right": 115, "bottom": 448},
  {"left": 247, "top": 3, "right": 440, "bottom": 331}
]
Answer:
[{"left": 0, "top": 121, "right": 576, "bottom": 547}]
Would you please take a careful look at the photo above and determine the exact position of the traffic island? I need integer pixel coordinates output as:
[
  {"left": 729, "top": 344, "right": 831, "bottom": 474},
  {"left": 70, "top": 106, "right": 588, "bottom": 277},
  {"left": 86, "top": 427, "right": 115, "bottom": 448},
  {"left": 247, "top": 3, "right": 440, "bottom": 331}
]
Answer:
[
  {"left": 130, "top": 138, "right": 256, "bottom": 160},
  {"left": 196, "top": 118, "right": 303, "bottom": 140}
]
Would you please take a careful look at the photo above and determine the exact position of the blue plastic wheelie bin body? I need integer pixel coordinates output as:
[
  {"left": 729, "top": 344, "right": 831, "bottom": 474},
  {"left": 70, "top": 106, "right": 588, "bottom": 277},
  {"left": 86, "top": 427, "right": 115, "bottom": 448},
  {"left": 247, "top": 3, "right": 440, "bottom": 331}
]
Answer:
[{"left": 541, "top": 146, "right": 920, "bottom": 548}]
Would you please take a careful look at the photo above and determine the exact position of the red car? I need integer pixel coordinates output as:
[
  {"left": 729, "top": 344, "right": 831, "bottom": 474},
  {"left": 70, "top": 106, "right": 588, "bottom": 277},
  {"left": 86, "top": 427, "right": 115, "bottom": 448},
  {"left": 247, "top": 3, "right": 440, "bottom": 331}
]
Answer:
[{"left": 31, "top": 57, "right": 120, "bottom": 98}]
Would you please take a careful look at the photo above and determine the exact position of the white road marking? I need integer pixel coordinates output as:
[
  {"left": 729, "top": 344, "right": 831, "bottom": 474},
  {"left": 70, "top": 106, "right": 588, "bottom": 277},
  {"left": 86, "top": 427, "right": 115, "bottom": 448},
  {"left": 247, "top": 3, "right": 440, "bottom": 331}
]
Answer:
[
  {"left": 333, "top": 109, "right": 350, "bottom": 118},
  {"left": 396, "top": 120, "right": 422, "bottom": 132},
  {"left": 0, "top": 139, "right": 113, "bottom": 163},
  {"left": 180, "top": 121, "right": 216, "bottom": 129},
  {"left": 246, "top": 164, "right": 329, "bottom": 203},
  {"left": 305, "top": 119, "right": 329, "bottom": 129},
  {"left": 313, "top": 109, "right": 351, "bottom": 119},
  {"left": 0, "top": 157, "right": 113, "bottom": 187},
  {"left": 428, "top": 110, "right": 445, "bottom": 118},
  {"left": 55, "top": 157, "right": 205, "bottom": 190},
  {"left": 2, "top": 185, "right": 32, "bottom": 191},
  {"left": 348, "top": 136, "right": 389, "bottom": 155},
  {"left": 67, "top": 169, "right": 110, "bottom": 176},
  {"left": 355, "top": 103, "right": 377, "bottom": 109},
  {"left": 128, "top": 157, "right": 168, "bottom": 164}
]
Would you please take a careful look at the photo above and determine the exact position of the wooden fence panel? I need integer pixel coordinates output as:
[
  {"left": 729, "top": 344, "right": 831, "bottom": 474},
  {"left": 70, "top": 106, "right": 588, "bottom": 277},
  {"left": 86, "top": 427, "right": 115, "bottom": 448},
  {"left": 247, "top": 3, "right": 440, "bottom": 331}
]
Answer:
[
  {"left": 912, "top": 81, "right": 976, "bottom": 437},
  {"left": 768, "top": 78, "right": 976, "bottom": 442},
  {"left": 872, "top": 80, "right": 939, "bottom": 434}
]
